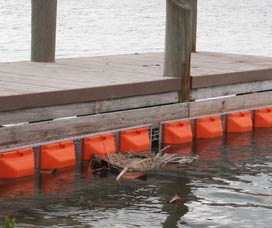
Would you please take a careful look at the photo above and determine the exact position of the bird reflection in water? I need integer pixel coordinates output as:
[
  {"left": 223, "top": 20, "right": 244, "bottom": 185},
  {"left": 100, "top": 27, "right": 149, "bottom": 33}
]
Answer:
[{"left": 161, "top": 176, "right": 190, "bottom": 228}]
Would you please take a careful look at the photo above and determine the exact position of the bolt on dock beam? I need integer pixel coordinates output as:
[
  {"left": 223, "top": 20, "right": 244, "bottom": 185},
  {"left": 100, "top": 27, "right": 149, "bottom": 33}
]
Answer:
[
  {"left": 164, "top": 0, "right": 193, "bottom": 102},
  {"left": 31, "top": 0, "right": 57, "bottom": 62}
]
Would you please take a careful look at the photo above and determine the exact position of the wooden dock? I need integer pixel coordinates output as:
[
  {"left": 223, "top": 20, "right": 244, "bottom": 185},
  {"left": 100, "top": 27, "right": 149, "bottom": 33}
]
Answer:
[
  {"left": 0, "top": 51, "right": 272, "bottom": 151},
  {"left": 1, "top": 52, "right": 272, "bottom": 112}
]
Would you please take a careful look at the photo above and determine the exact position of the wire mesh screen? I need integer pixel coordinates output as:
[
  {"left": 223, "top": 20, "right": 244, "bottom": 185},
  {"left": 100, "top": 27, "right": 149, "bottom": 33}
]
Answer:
[
  {"left": 113, "top": 132, "right": 120, "bottom": 153},
  {"left": 33, "top": 146, "right": 40, "bottom": 172},
  {"left": 73, "top": 139, "right": 82, "bottom": 168},
  {"left": 152, "top": 128, "right": 160, "bottom": 142}
]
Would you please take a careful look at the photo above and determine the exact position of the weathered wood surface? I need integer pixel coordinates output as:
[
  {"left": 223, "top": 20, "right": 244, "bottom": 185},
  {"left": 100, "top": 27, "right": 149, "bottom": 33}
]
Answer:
[
  {"left": 164, "top": 0, "right": 192, "bottom": 101},
  {"left": 191, "top": 52, "right": 272, "bottom": 89},
  {"left": 189, "top": 91, "right": 272, "bottom": 117},
  {"left": 192, "top": 69, "right": 272, "bottom": 89},
  {"left": 0, "top": 52, "right": 272, "bottom": 111},
  {"left": 191, "top": 0, "right": 197, "bottom": 52},
  {"left": 0, "top": 92, "right": 178, "bottom": 125},
  {"left": 1, "top": 91, "right": 272, "bottom": 151},
  {"left": 31, "top": 0, "right": 57, "bottom": 62},
  {"left": 0, "top": 80, "right": 179, "bottom": 112},
  {"left": 191, "top": 80, "right": 272, "bottom": 100},
  {"left": 0, "top": 103, "right": 189, "bottom": 151}
]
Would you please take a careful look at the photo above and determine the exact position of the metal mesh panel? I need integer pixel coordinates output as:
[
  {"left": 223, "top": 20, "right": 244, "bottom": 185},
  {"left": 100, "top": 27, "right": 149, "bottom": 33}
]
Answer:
[
  {"left": 33, "top": 146, "right": 40, "bottom": 173},
  {"left": 152, "top": 128, "right": 160, "bottom": 142},
  {"left": 33, "top": 146, "right": 41, "bottom": 192},
  {"left": 73, "top": 139, "right": 82, "bottom": 168},
  {"left": 221, "top": 114, "right": 226, "bottom": 132},
  {"left": 113, "top": 132, "right": 120, "bottom": 153}
]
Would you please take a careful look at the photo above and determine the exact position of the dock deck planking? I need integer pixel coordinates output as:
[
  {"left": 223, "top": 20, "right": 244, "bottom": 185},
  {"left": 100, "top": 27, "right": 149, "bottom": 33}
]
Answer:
[{"left": 0, "top": 52, "right": 272, "bottom": 111}]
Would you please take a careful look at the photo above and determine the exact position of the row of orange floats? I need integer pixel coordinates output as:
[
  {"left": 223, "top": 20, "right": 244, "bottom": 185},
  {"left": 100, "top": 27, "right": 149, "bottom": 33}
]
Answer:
[
  {"left": 1, "top": 107, "right": 272, "bottom": 180},
  {"left": 163, "top": 108, "right": 272, "bottom": 144},
  {"left": 0, "top": 127, "right": 151, "bottom": 179}
]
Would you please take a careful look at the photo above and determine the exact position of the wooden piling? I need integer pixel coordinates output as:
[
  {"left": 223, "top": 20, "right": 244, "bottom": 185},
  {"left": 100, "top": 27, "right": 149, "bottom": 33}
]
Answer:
[
  {"left": 164, "top": 0, "right": 192, "bottom": 102},
  {"left": 192, "top": 0, "right": 197, "bottom": 52},
  {"left": 31, "top": 0, "right": 57, "bottom": 62}
]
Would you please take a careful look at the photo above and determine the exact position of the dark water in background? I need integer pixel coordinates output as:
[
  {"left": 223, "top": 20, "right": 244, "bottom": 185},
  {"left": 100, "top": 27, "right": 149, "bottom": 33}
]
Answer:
[{"left": 1, "top": 129, "right": 271, "bottom": 228}]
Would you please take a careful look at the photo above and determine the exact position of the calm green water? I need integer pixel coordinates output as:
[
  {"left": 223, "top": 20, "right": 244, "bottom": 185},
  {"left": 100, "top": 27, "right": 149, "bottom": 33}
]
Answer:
[{"left": 1, "top": 129, "right": 271, "bottom": 227}]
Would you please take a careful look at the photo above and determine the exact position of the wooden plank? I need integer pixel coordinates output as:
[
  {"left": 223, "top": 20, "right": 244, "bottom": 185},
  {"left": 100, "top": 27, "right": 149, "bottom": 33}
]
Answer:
[
  {"left": 85, "top": 52, "right": 164, "bottom": 64},
  {"left": 0, "top": 102, "right": 96, "bottom": 125},
  {"left": 189, "top": 91, "right": 272, "bottom": 117},
  {"left": 0, "top": 103, "right": 189, "bottom": 151},
  {"left": 191, "top": 80, "right": 272, "bottom": 100},
  {"left": 0, "top": 71, "right": 89, "bottom": 89},
  {"left": 0, "top": 80, "right": 179, "bottom": 112},
  {"left": 0, "top": 64, "right": 163, "bottom": 86},
  {"left": 0, "top": 92, "right": 178, "bottom": 125},
  {"left": 190, "top": 52, "right": 272, "bottom": 89},
  {"left": 94, "top": 92, "right": 178, "bottom": 114},
  {"left": 191, "top": 69, "right": 272, "bottom": 89},
  {"left": 191, "top": 52, "right": 272, "bottom": 67},
  {"left": 56, "top": 59, "right": 163, "bottom": 76}
]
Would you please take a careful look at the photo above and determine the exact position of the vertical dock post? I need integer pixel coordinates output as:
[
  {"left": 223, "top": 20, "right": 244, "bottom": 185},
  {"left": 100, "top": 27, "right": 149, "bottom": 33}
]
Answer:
[
  {"left": 192, "top": 0, "right": 197, "bottom": 52},
  {"left": 164, "top": 0, "right": 192, "bottom": 102},
  {"left": 31, "top": 0, "right": 57, "bottom": 62}
]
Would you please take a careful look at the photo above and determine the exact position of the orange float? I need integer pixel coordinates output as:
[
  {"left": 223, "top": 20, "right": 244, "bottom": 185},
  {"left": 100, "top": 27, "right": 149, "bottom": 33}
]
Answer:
[
  {"left": 40, "top": 141, "right": 76, "bottom": 170},
  {"left": 254, "top": 107, "right": 272, "bottom": 128},
  {"left": 196, "top": 116, "right": 223, "bottom": 139},
  {"left": 83, "top": 133, "right": 116, "bottom": 160},
  {"left": 0, "top": 148, "right": 34, "bottom": 179},
  {"left": 119, "top": 127, "right": 150, "bottom": 153},
  {"left": 227, "top": 111, "right": 252, "bottom": 133},
  {"left": 163, "top": 120, "right": 192, "bottom": 144}
]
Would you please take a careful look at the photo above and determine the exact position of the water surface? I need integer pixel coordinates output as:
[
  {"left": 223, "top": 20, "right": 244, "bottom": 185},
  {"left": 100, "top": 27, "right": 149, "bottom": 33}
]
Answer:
[
  {"left": 0, "top": 0, "right": 272, "bottom": 62},
  {"left": 1, "top": 130, "right": 272, "bottom": 227}
]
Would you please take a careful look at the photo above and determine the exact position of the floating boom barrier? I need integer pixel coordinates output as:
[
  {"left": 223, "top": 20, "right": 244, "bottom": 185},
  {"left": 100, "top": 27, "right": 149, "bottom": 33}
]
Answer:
[{"left": 1, "top": 107, "right": 272, "bottom": 180}]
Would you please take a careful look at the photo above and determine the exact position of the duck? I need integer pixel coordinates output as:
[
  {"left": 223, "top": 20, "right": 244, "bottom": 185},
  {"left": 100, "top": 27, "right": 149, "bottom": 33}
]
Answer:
[
  {"left": 167, "top": 193, "right": 182, "bottom": 204},
  {"left": 89, "top": 154, "right": 109, "bottom": 177}
]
